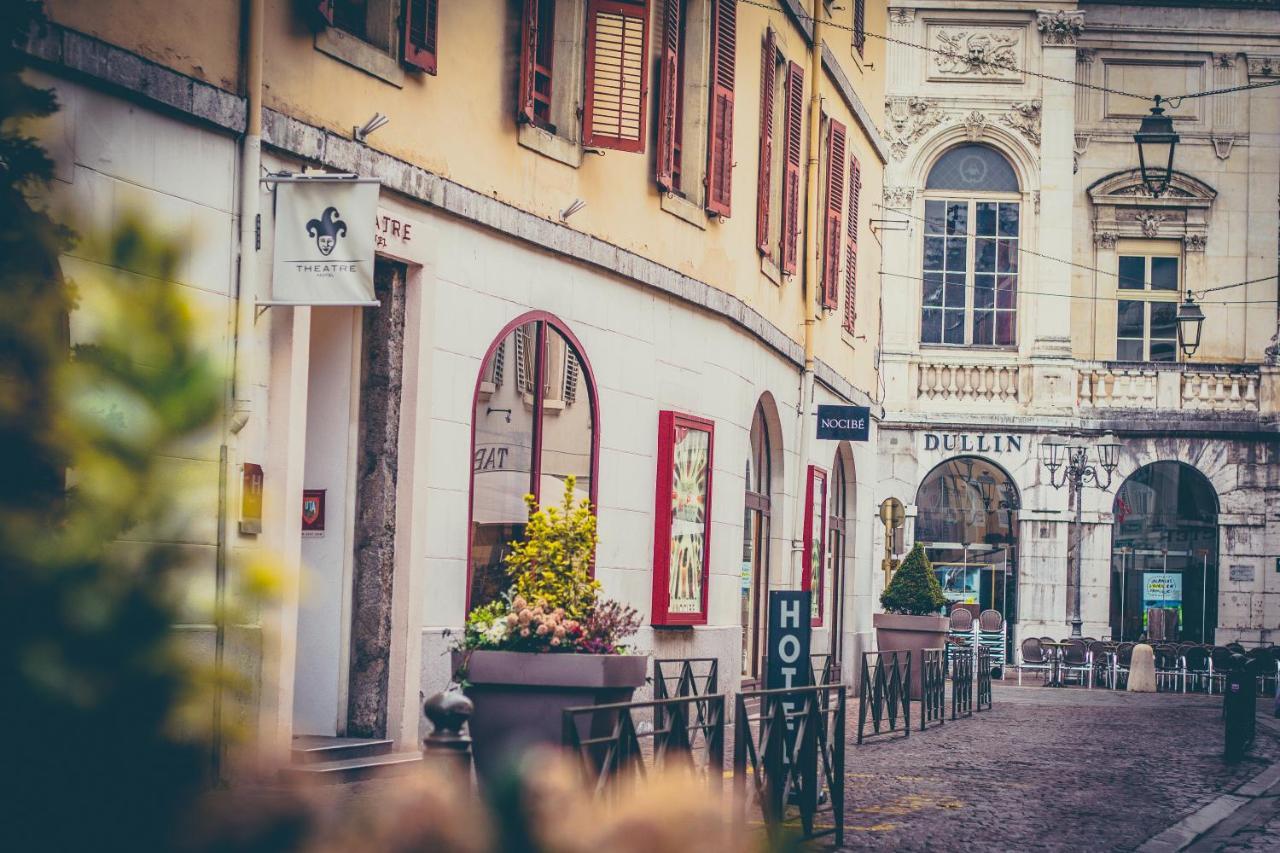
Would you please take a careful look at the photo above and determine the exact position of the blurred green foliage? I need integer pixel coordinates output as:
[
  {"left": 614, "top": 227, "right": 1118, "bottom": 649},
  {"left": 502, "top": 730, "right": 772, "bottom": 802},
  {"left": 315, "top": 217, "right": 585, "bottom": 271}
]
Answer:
[{"left": 2, "top": 2, "right": 225, "bottom": 848}]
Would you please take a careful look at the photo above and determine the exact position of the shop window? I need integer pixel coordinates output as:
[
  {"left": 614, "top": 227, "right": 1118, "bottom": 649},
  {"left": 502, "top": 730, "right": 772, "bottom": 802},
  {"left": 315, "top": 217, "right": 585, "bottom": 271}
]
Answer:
[
  {"left": 741, "top": 404, "right": 773, "bottom": 680},
  {"left": 651, "top": 412, "right": 715, "bottom": 626},
  {"left": 920, "top": 145, "right": 1020, "bottom": 348},
  {"left": 803, "top": 466, "right": 827, "bottom": 626},
  {"left": 1115, "top": 244, "right": 1181, "bottom": 363},
  {"left": 468, "top": 314, "right": 598, "bottom": 611}
]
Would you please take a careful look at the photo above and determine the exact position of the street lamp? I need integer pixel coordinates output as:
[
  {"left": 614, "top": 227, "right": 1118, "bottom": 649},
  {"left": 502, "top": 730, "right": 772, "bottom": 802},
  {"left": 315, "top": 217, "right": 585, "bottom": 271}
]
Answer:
[
  {"left": 1176, "top": 294, "right": 1205, "bottom": 357},
  {"left": 1041, "top": 433, "right": 1121, "bottom": 637},
  {"left": 1134, "top": 96, "right": 1180, "bottom": 198}
]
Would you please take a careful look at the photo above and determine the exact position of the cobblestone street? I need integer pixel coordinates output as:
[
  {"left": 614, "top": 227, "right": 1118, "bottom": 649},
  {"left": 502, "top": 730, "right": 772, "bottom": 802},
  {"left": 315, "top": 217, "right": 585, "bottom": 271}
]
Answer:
[{"left": 840, "top": 684, "right": 1280, "bottom": 852}]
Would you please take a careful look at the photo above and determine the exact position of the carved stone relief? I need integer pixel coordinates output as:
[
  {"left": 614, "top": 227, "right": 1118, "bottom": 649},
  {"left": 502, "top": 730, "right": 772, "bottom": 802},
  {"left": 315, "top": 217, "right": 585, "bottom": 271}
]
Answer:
[
  {"left": 1211, "top": 137, "right": 1236, "bottom": 160},
  {"left": 963, "top": 111, "right": 988, "bottom": 141},
  {"left": 931, "top": 28, "right": 1022, "bottom": 80},
  {"left": 889, "top": 7, "right": 915, "bottom": 25},
  {"left": 883, "top": 186, "right": 915, "bottom": 207},
  {"left": 885, "top": 96, "right": 944, "bottom": 160},
  {"left": 1093, "top": 231, "right": 1117, "bottom": 249},
  {"left": 1036, "top": 10, "right": 1085, "bottom": 47},
  {"left": 1183, "top": 234, "right": 1207, "bottom": 253},
  {"left": 1000, "top": 100, "right": 1042, "bottom": 147}
]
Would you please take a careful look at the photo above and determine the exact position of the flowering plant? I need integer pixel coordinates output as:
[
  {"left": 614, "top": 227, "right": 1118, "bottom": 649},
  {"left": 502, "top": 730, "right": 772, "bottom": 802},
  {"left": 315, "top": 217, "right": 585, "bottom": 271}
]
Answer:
[{"left": 460, "top": 476, "right": 641, "bottom": 655}]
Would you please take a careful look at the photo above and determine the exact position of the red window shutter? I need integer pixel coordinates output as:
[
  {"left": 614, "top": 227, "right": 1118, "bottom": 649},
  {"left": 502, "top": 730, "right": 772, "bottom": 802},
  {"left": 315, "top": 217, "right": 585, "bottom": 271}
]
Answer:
[
  {"left": 854, "top": 0, "right": 866, "bottom": 56},
  {"left": 517, "top": 0, "right": 540, "bottom": 124},
  {"left": 704, "top": 0, "right": 736, "bottom": 216},
  {"left": 583, "top": 0, "right": 650, "bottom": 152},
  {"left": 312, "top": 0, "right": 334, "bottom": 28},
  {"left": 403, "top": 0, "right": 439, "bottom": 74},
  {"left": 821, "top": 119, "right": 846, "bottom": 310},
  {"left": 655, "top": 0, "right": 682, "bottom": 190},
  {"left": 844, "top": 155, "right": 861, "bottom": 333},
  {"left": 755, "top": 28, "right": 776, "bottom": 253},
  {"left": 780, "top": 61, "right": 804, "bottom": 275}
]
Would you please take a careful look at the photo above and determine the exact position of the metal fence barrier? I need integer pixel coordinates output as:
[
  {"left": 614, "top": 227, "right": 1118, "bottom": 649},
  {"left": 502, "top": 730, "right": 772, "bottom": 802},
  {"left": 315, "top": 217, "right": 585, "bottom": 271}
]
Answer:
[
  {"left": 653, "top": 657, "right": 719, "bottom": 733},
  {"left": 857, "top": 650, "right": 911, "bottom": 743},
  {"left": 920, "top": 648, "right": 946, "bottom": 730},
  {"left": 952, "top": 648, "right": 974, "bottom": 719},
  {"left": 734, "top": 684, "right": 846, "bottom": 847},
  {"left": 562, "top": 693, "right": 726, "bottom": 798},
  {"left": 977, "top": 646, "right": 993, "bottom": 711}
]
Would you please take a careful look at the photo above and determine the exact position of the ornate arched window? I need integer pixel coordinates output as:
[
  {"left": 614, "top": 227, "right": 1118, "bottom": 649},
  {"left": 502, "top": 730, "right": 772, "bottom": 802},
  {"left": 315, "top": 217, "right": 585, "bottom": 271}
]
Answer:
[
  {"left": 467, "top": 312, "right": 598, "bottom": 611},
  {"left": 921, "top": 144, "right": 1021, "bottom": 348}
]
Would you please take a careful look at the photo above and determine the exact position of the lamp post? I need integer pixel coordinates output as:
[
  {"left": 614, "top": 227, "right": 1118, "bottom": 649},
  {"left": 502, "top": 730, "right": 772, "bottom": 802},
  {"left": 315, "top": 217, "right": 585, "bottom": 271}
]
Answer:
[
  {"left": 1040, "top": 434, "right": 1122, "bottom": 637},
  {"left": 1176, "top": 294, "right": 1205, "bottom": 357},
  {"left": 1134, "top": 96, "right": 1180, "bottom": 198}
]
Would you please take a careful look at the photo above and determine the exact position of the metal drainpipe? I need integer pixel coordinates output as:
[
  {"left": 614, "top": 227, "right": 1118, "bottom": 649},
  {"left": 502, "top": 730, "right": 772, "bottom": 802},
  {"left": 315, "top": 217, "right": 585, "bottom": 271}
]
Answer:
[
  {"left": 792, "top": 0, "right": 823, "bottom": 588},
  {"left": 214, "top": 0, "right": 263, "bottom": 782}
]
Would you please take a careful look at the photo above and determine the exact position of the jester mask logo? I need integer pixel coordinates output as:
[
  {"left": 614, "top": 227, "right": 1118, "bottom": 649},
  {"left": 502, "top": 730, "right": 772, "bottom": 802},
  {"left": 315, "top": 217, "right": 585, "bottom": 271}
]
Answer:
[{"left": 306, "top": 206, "right": 348, "bottom": 256}]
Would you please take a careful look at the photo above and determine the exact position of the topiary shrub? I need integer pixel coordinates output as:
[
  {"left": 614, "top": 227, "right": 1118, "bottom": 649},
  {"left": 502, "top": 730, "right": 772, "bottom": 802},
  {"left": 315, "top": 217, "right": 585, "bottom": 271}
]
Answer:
[{"left": 880, "top": 542, "right": 948, "bottom": 616}]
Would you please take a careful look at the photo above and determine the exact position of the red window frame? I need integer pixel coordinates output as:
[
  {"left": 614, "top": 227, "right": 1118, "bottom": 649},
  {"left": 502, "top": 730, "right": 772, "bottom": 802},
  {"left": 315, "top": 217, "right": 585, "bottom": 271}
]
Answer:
[
  {"left": 651, "top": 411, "right": 715, "bottom": 626},
  {"left": 464, "top": 311, "right": 601, "bottom": 613},
  {"left": 803, "top": 465, "right": 827, "bottom": 627}
]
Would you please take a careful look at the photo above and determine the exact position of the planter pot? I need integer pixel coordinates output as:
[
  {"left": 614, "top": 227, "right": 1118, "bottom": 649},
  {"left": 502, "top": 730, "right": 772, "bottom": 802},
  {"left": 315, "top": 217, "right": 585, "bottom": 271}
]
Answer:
[
  {"left": 873, "top": 613, "right": 950, "bottom": 698},
  {"left": 452, "top": 649, "right": 648, "bottom": 784}
]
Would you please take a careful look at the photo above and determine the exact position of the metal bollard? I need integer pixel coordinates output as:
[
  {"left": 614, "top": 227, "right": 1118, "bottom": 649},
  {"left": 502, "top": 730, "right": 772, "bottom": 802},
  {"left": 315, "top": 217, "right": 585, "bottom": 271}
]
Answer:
[
  {"left": 1222, "top": 654, "right": 1257, "bottom": 763},
  {"left": 423, "top": 688, "right": 474, "bottom": 775}
]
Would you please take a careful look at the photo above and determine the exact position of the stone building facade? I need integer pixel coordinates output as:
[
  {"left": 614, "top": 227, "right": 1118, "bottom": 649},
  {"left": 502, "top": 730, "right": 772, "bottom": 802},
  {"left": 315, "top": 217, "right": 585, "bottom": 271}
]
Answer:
[{"left": 874, "top": 1, "right": 1280, "bottom": 650}]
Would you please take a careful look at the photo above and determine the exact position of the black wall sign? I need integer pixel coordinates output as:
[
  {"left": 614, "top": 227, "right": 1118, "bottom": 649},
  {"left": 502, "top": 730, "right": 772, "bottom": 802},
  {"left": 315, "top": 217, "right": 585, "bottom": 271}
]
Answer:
[
  {"left": 816, "top": 404, "right": 870, "bottom": 442},
  {"left": 766, "top": 591, "right": 813, "bottom": 691}
]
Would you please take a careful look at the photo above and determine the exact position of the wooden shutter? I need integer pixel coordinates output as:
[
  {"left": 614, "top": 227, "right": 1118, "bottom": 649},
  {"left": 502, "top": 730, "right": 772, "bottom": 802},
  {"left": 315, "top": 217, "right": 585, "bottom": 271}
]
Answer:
[
  {"left": 313, "top": 0, "right": 334, "bottom": 27},
  {"left": 844, "top": 155, "right": 861, "bottom": 333},
  {"left": 755, "top": 28, "right": 776, "bottom": 253},
  {"left": 655, "top": 0, "right": 681, "bottom": 189},
  {"left": 704, "top": 0, "right": 736, "bottom": 216},
  {"left": 584, "top": 0, "right": 650, "bottom": 152},
  {"left": 853, "top": 0, "right": 866, "bottom": 56},
  {"left": 517, "top": 0, "right": 539, "bottom": 124},
  {"left": 403, "top": 0, "right": 439, "bottom": 74},
  {"left": 821, "top": 119, "right": 846, "bottom": 310},
  {"left": 780, "top": 61, "right": 804, "bottom": 275}
]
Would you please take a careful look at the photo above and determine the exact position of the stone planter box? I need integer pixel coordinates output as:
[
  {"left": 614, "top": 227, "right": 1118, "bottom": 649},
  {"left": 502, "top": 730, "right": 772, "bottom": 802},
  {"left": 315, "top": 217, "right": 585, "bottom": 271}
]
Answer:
[
  {"left": 452, "top": 649, "right": 648, "bottom": 783},
  {"left": 873, "top": 612, "right": 950, "bottom": 698}
]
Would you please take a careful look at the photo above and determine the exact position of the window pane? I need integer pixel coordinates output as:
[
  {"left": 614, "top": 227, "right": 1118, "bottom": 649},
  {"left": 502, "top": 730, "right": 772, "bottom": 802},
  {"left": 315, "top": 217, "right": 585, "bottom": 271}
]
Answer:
[
  {"left": 974, "top": 275, "right": 995, "bottom": 307},
  {"left": 1149, "top": 340, "right": 1177, "bottom": 362},
  {"left": 925, "top": 144, "right": 1019, "bottom": 192},
  {"left": 945, "top": 274, "right": 966, "bottom": 307},
  {"left": 945, "top": 237, "right": 967, "bottom": 271},
  {"left": 998, "top": 203, "right": 1019, "bottom": 237},
  {"left": 1118, "top": 256, "right": 1145, "bottom": 290},
  {"left": 976, "top": 202, "right": 997, "bottom": 236},
  {"left": 923, "top": 237, "right": 944, "bottom": 270},
  {"left": 997, "top": 239, "right": 1018, "bottom": 273},
  {"left": 946, "top": 202, "right": 968, "bottom": 236},
  {"left": 975, "top": 238, "right": 995, "bottom": 272},
  {"left": 1151, "top": 257, "right": 1179, "bottom": 291},
  {"left": 996, "top": 310, "right": 1016, "bottom": 346},
  {"left": 469, "top": 322, "right": 538, "bottom": 609},
  {"left": 1117, "top": 339, "right": 1143, "bottom": 361},
  {"left": 997, "top": 275, "right": 1016, "bottom": 308},
  {"left": 944, "top": 309, "right": 964, "bottom": 344},
  {"left": 972, "top": 309, "right": 993, "bottom": 345},
  {"left": 921, "top": 308, "right": 942, "bottom": 343},
  {"left": 538, "top": 327, "right": 595, "bottom": 515},
  {"left": 1150, "top": 301, "right": 1177, "bottom": 339},
  {"left": 923, "top": 273, "right": 943, "bottom": 306},
  {"left": 1117, "top": 300, "right": 1145, "bottom": 338},
  {"left": 925, "top": 200, "right": 946, "bottom": 235}
]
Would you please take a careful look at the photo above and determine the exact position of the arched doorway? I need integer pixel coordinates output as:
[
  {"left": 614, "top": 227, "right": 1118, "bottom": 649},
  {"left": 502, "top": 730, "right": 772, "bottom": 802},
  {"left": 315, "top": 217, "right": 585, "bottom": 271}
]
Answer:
[
  {"left": 1111, "top": 462, "right": 1218, "bottom": 643},
  {"left": 827, "top": 445, "right": 855, "bottom": 666},
  {"left": 741, "top": 398, "right": 781, "bottom": 684},
  {"left": 915, "top": 456, "right": 1020, "bottom": 640}
]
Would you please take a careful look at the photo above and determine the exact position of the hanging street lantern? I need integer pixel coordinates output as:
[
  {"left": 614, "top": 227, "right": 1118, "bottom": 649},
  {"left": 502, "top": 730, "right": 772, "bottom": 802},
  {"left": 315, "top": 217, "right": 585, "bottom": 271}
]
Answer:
[
  {"left": 1134, "top": 96, "right": 1180, "bottom": 197},
  {"left": 1176, "top": 294, "right": 1205, "bottom": 357}
]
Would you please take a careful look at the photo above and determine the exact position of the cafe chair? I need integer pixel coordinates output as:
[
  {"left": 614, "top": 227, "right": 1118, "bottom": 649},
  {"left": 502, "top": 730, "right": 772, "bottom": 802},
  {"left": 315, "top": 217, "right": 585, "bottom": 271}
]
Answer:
[
  {"left": 1015, "top": 637, "right": 1049, "bottom": 686},
  {"left": 1060, "top": 639, "right": 1090, "bottom": 687}
]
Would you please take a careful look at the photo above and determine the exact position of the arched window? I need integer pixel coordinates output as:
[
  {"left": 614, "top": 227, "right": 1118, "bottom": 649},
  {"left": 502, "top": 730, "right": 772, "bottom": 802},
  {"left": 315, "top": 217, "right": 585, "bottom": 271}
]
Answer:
[
  {"left": 920, "top": 144, "right": 1021, "bottom": 348},
  {"left": 467, "top": 313, "right": 598, "bottom": 611},
  {"left": 741, "top": 402, "right": 773, "bottom": 681}
]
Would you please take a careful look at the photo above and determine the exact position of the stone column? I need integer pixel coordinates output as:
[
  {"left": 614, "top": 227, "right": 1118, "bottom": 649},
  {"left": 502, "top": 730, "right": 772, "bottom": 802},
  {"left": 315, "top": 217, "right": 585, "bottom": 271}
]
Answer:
[{"left": 1028, "top": 10, "right": 1085, "bottom": 412}]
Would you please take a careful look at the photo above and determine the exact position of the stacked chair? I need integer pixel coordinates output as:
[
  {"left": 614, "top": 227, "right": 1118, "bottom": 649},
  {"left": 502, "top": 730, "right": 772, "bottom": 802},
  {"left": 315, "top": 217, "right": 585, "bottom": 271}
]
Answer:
[{"left": 977, "top": 610, "right": 1007, "bottom": 677}]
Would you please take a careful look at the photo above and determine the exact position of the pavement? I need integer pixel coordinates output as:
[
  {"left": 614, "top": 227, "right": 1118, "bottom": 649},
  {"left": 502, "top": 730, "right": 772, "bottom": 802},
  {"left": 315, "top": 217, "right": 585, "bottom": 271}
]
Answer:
[{"left": 838, "top": 682, "right": 1280, "bottom": 852}]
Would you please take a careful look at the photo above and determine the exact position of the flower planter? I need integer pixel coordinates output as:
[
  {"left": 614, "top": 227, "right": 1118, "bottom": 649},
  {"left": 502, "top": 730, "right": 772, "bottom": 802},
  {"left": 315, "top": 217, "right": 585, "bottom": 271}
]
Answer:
[
  {"left": 452, "top": 649, "right": 648, "bottom": 784},
  {"left": 873, "top": 613, "right": 950, "bottom": 699}
]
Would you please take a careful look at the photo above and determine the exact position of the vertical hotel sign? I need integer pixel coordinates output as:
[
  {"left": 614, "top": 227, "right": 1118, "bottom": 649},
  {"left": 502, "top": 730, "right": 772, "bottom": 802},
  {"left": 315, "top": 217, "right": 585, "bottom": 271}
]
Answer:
[{"left": 268, "top": 176, "right": 381, "bottom": 306}]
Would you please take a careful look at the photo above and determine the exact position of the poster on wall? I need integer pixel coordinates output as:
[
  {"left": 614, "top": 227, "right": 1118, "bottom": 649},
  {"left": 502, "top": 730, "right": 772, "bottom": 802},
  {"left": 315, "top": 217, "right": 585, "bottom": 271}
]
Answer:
[
  {"left": 269, "top": 176, "right": 381, "bottom": 306},
  {"left": 1142, "top": 572, "right": 1183, "bottom": 628},
  {"left": 651, "top": 412, "right": 715, "bottom": 626},
  {"left": 802, "top": 466, "right": 828, "bottom": 626},
  {"left": 934, "top": 564, "right": 979, "bottom": 605}
]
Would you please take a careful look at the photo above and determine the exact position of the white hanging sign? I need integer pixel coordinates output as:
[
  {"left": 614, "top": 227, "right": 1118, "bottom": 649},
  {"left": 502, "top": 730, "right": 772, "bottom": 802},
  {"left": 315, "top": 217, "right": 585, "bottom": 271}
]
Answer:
[{"left": 270, "top": 177, "right": 380, "bottom": 306}]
